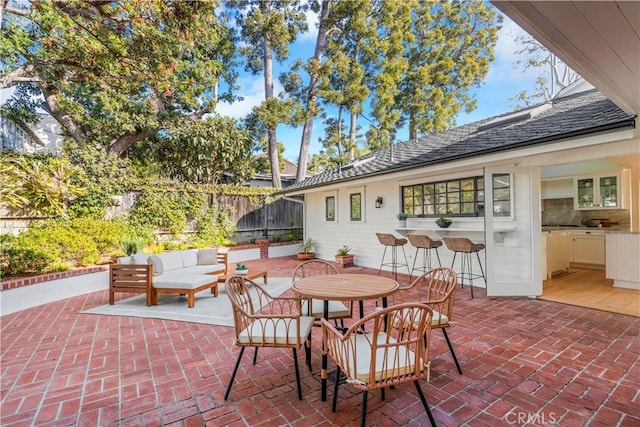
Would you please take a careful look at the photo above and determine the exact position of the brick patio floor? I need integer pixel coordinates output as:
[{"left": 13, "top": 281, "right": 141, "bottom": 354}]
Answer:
[{"left": 1, "top": 256, "right": 639, "bottom": 426}]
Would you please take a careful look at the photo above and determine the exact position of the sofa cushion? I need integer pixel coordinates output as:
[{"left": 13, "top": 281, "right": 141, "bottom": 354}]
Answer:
[
  {"left": 197, "top": 248, "right": 218, "bottom": 265},
  {"left": 154, "top": 252, "right": 184, "bottom": 272},
  {"left": 152, "top": 273, "right": 217, "bottom": 289},
  {"left": 182, "top": 250, "right": 198, "bottom": 268},
  {"left": 132, "top": 253, "right": 148, "bottom": 264},
  {"left": 147, "top": 255, "right": 164, "bottom": 276},
  {"left": 182, "top": 265, "right": 225, "bottom": 275},
  {"left": 116, "top": 256, "right": 134, "bottom": 264}
]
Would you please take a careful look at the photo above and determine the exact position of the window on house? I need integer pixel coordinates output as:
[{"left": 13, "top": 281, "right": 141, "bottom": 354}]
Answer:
[
  {"left": 325, "top": 196, "right": 335, "bottom": 221},
  {"left": 401, "top": 174, "right": 510, "bottom": 217},
  {"left": 350, "top": 193, "right": 361, "bottom": 221}
]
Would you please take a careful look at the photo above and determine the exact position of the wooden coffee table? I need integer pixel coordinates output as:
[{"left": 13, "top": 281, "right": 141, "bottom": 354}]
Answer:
[{"left": 217, "top": 271, "right": 268, "bottom": 285}]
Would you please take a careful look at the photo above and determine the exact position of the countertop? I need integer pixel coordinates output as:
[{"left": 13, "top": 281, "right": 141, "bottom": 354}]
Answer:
[{"left": 541, "top": 226, "right": 635, "bottom": 233}]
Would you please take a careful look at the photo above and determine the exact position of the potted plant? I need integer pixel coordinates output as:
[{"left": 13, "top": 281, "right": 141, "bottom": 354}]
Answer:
[
  {"left": 234, "top": 263, "right": 248, "bottom": 274},
  {"left": 335, "top": 246, "right": 355, "bottom": 268},
  {"left": 297, "top": 238, "right": 316, "bottom": 260},
  {"left": 397, "top": 212, "right": 408, "bottom": 227},
  {"left": 120, "top": 237, "right": 144, "bottom": 256},
  {"left": 436, "top": 216, "right": 453, "bottom": 228}
]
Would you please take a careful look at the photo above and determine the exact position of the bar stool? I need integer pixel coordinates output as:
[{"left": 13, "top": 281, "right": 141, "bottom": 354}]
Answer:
[
  {"left": 442, "top": 237, "right": 486, "bottom": 298},
  {"left": 406, "top": 234, "right": 442, "bottom": 280},
  {"left": 375, "top": 233, "right": 410, "bottom": 280}
]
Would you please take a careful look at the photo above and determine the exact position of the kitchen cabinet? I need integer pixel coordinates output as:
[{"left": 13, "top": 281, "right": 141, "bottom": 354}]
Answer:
[
  {"left": 541, "top": 178, "right": 573, "bottom": 199},
  {"left": 570, "top": 230, "right": 605, "bottom": 266},
  {"left": 544, "top": 230, "right": 571, "bottom": 278},
  {"left": 574, "top": 174, "right": 620, "bottom": 210}
]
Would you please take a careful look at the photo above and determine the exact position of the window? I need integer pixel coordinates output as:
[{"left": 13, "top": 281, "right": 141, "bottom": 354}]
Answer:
[
  {"left": 401, "top": 174, "right": 510, "bottom": 217},
  {"left": 325, "top": 196, "right": 335, "bottom": 221},
  {"left": 350, "top": 193, "right": 361, "bottom": 221}
]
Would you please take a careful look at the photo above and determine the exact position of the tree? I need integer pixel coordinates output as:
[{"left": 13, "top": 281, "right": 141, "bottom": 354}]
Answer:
[
  {"left": 149, "top": 116, "right": 254, "bottom": 184},
  {"left": 228, "top": 0, "right": 309, "bottom": 189},
  {"left": 370, "top": 0, "right": 501, "bottom": 144},
  {"left": 510, "top": 34, "right": 581, "bottom": 108},
  {"left": 1, "top": 0, "right": 236, "bottom": 156}
]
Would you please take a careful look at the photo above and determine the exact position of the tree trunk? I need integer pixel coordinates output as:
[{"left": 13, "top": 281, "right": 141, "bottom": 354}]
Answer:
[
  {"left": 41, "top": 85, "right": 87, "bottom": 144},
  {"left": 349, "top": 111, "right": 357, "bottom": 162},
  {"left": 296, "top": 0, "right": 331, "bottom": 183},
  {"left": 262, "top": 0, "right": 282, "bottom": 189},
  {"left": 106, "top": 130, "right": 156, "bottom": 157}
]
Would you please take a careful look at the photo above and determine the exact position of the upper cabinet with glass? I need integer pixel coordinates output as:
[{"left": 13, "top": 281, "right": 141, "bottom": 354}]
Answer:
[{"left": 574, "top": 174, "right": 620, "bottom": 210}]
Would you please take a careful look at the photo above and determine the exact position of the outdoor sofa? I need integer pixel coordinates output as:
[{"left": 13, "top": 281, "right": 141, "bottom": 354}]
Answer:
[{"left": 109, "top": 249, "right": 227, "bottom": 308}]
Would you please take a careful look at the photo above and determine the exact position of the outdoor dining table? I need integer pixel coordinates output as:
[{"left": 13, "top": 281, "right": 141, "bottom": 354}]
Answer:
[{"left": 291, "top": 273, "right": 399, "bottom": 401}]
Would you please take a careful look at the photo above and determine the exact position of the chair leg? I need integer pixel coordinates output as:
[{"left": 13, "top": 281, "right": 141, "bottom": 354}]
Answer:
[
  {"left": 252, "top": 347, "right": 258, "bottom": 365},
  {"left": 476, "top": 251, "right": 487, "bottom": 285},
  {"left": 224, "top": 346, "right": 246, "bottom": 400},
  {"left": 466, "top": 252, "right": 474, "bottom": 299},
  {"left": 381, "top": 386, "right": 385, "bottom": 400},
  {"left": 410, "top": 247, "right": 420, "bottom": 281},
  {"left": 435, "top": 248, "right": 442, "bottom": 267},
  {"left": 332, "top": 366, "right": 341, "bottom": 412},
  {"left": 360, "top": 390, "right": 368, "bottom": 427},
  {"left": 378, "top": 246, "right": 388, "bottom": 276},
  {"left": 292, "top": 348, "right": 303, "bottom": 400},
  {"left": 414, "top": 380, "right": 437, "bottom": 427},
  {"left": 442, "top": 328, "right": 463, "bottom": 374},
  {"left": 304, "top": 339, "right": 311, "bottom": 370}
]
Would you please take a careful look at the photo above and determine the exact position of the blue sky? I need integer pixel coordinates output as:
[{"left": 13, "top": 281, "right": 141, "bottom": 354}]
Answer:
[{"left": 216, "top": 9, "right": 542, "bottom": 163}]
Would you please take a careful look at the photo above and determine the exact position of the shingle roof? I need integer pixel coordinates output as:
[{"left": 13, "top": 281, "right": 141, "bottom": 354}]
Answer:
[{"left": 280, "top": 89, "right": 635, "bottom": 194}]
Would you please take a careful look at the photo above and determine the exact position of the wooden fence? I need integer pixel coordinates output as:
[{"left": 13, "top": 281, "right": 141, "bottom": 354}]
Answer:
[{"left": 0, "top": 194, "right": 304, "bottom": 242}]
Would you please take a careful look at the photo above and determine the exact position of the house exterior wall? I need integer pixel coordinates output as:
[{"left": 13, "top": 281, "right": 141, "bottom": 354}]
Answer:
[{"left": 303, "top": 166, "right": 499, "bottom": 278}]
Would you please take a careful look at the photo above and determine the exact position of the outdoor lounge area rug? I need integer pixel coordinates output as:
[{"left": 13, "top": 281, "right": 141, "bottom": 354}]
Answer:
[{"left": 81, "top": 277, "right": 292, "bottom": 327}]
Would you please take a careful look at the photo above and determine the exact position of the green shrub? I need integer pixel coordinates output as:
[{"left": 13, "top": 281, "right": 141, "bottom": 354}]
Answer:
[
  {"left": 162, "top": 241, "right": 189, "bottom": 251},
  {"left": 16, "top": 227, "right": 100, "bottom": 267},
  {"left": 120, "top": 237, "right": 144, "bottom": 256},
  {"left": 0, "top": 235, "right": 50, "bottom": 278}
]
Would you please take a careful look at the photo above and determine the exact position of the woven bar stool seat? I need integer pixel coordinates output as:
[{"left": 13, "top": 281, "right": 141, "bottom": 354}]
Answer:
[
  {"left": 375, "top": 233, "right": 410, "bottom": 281},
  {"left": 407, "top": 234, "right": 442, "bottom": 280},
  {"left": 442, "top": 237, "right": 486, "bottom": 298}
]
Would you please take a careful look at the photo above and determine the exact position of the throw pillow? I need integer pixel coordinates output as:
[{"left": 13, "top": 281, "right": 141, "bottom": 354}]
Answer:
[
  {"left": 133, "top": 253, "right": 148, "bottom": 264},
  {"left": 116, "top": 256, "right": 133, "bottom": 264},
  {"left": 148, "top": 255, "right": 164, "bottom": 276},
  {"left": 197, "top": 248, "right": 218, "bottom": 265}
]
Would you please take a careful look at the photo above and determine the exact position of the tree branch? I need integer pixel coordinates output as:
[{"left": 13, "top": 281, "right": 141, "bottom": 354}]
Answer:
[
  {"left": 41, "top": 84, "right": 87, "bottom": 143},
  {"left": 106, "top": 130, "right": 156, "bottom": 157},
  {"left": 0, "top": 64, "right": 41, "bottom": 88}
]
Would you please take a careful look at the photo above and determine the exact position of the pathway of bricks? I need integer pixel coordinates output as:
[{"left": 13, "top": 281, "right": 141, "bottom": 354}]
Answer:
[{"left": 1, "top": 256, "right": 639, "bottom": 426}]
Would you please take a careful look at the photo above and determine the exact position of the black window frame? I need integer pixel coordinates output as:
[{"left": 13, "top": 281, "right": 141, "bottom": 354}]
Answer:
[
  {"left": 350, "top": 193, "right": 362, "bottom": 221},
  {"left": 325, "top": 196, "right": 336, "bottom": 221},
  {"left": 401, "top": 174, "right": 511, "bottom": 218}
]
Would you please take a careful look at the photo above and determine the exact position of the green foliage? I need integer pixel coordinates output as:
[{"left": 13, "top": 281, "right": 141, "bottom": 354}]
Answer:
[
  {"left": 235, "top": 263, "right": 247, "bottom": 270},
  {"left": 0, "top": 234, "right": 49, "bottom": 278},
  {"left": 162, "top": 241, "right": 189, "bottom": 252},
  {"left": 299, "top": 237, "right": 315, "bottom": 253},
  {"left": 397, "top": 212, "right": 409, "bottom": 220},
  {"left": 336, "top": 246, "right": 351, "bottom": 256},
  {"left": 192, "top": 207, "right": 236, "bottom": 248},
  {"left": 120, "top": 237, "right": 144, "bottom": 256},
  {"left": 11, "top": 225, "right": 100, "bottom": 268},
  {"left": 62, "top": 142, "right": 132, "bottom": 219},
  {"left": 0, "top": 152, "right": 86, "bottom": 217},
  {"left": 2, "top": 1, "right": 237, "bottom": 156},
  {"left": 148, "top": 116, "right": 254, "bottom": 184}
]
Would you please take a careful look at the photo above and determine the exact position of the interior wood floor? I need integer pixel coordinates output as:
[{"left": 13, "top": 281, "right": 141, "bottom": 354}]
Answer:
[{"left": 540, "top": 268, "right": 640, "bottom": 317}]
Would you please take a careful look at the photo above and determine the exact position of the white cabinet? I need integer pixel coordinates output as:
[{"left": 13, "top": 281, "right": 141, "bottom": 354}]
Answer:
[
  {"left": 570, "top": 230, "right": 605, "bottom": 266},
  {"left": 545, "top": 230, "right": 571, "bottom": 278},
  {"left": 541, "top": 178, "right": 573, "bottom": 199},
  {"left": 574, "top": 174, "right": 620, "bottom": 210}
]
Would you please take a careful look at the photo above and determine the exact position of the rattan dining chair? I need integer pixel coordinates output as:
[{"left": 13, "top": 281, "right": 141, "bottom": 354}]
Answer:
[
  {"left": 386, "top": 266, "right": 462, "bottom": 374},
  {"left": 292, "top": 259, "right": 353, "bottom": 328},
  {"left": 322, "top": 303, "right": 437, "bottom": 427},
  {"left": 224, "top": 276, "right": 314, "bottom": 400}
]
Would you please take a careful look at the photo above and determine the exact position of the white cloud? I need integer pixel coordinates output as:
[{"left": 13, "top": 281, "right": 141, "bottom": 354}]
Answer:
[
  {"left": 215, "top": 76, "right": 285, "bottom": 119},
  {"left": 483, "top": 16, "right": 540, "bottom": 85},
  {"left": 299, "top": 8, "right": 319, "bottom": 42}
]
